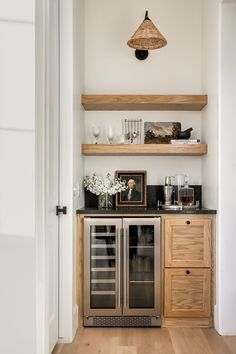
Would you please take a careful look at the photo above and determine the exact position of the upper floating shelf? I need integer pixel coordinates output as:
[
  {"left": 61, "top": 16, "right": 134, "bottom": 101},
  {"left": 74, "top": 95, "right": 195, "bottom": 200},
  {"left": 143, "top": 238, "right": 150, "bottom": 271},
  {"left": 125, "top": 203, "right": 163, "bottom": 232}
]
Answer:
[
  {"left": 82, "top": 144, "right": 208, "bottom": 156},
  {"left": 81, "top": 94, "right": 208, "bottom": 111}
]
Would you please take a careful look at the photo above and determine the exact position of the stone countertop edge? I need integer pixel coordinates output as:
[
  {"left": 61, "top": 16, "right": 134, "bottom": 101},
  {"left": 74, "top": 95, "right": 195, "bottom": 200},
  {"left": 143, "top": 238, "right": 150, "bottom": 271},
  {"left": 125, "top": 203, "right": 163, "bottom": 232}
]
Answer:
[{"left": 76, "top": 208, "right": 217, "bottom": 215}]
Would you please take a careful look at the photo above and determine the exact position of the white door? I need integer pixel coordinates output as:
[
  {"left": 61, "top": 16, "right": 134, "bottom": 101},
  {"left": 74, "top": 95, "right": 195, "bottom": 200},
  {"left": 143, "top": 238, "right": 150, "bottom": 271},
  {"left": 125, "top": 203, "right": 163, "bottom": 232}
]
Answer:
[{"left": 45, "top": 0, "right": 61, "bottom": 352}]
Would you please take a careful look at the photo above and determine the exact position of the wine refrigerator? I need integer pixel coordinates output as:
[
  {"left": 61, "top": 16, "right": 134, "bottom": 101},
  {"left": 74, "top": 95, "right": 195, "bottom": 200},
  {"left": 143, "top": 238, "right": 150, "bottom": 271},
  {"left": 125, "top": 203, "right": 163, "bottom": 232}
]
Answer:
[{"left": 84, "top": 217, "right": 161, "bottom": 327}]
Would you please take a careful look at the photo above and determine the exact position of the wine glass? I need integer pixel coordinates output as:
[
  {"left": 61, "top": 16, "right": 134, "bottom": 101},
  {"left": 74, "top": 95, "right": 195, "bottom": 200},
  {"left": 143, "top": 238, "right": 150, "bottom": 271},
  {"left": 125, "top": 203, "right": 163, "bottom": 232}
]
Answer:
[
  {"left": 92, "top": 126, "right": 100, "bottom": 144},
  {"left": 107, "top": 126, "right": 114, "bottom": 144}
]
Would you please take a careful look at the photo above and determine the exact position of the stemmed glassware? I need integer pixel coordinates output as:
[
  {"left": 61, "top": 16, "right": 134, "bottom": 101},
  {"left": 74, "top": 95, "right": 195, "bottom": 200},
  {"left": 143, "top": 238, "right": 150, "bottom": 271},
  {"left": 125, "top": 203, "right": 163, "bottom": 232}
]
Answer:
[
  {"left": 92, "top": 126, "right": 101, "bottom": 144},
  {"left": 107, "top": 126, "right": 114, "bottom": 144}
]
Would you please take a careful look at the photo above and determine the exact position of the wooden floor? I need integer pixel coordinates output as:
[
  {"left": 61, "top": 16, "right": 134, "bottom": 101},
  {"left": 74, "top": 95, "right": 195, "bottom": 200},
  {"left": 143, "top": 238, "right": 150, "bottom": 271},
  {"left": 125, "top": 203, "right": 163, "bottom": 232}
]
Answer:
[{"left": 53, "top": 327, "right": 236, "bottom": 354}]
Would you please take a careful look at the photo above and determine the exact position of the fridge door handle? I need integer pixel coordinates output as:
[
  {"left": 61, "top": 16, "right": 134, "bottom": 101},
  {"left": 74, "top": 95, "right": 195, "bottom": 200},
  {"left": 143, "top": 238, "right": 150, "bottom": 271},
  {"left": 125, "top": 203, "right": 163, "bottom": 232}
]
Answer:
[{"left": 116, "top": 228, "right": 121, "bottom": 309}]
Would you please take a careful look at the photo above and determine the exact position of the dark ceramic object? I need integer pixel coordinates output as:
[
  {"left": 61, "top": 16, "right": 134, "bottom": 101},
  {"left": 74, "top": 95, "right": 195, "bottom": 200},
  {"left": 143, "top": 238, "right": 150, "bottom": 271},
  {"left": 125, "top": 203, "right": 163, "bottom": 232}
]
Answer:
[{"left": 176, "top": 127, "right": 193, "bottom": 139}]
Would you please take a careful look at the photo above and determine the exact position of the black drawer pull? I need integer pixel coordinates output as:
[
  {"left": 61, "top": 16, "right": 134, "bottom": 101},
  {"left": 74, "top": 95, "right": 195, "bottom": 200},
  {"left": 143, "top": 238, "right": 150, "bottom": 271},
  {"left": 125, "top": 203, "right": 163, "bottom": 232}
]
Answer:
[
  {"left": 186, "top": 220, "right": 191, "bottom": 225},
  {"left": 186, "top": 270, "right": 191, "bottom": 275}
]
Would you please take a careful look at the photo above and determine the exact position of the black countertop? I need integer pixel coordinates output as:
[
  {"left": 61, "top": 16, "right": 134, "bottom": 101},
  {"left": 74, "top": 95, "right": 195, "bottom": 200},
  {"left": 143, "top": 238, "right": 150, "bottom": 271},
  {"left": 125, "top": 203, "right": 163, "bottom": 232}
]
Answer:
[{"left": 76, "top": 208, "right": 217, "bottom": 215}]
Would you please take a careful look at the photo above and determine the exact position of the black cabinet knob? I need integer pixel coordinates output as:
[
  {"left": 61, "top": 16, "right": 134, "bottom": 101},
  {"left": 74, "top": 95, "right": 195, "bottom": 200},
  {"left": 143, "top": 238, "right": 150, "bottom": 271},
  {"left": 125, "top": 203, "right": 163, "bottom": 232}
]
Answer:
[
  {"left": 186, "top": 220, "right": 191, "bottom": 225},
  {"left": 186, "top": 270, "right": 191, "bottom": 275}
]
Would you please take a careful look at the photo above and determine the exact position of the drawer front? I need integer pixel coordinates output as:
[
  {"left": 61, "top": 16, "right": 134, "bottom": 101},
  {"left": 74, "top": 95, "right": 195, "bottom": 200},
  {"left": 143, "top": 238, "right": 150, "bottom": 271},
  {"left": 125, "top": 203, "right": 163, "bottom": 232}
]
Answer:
[
  {"left": 165, "top": 218, "right": 212, "bottom": 267},
  {"left": 164, "top": 268, "right": 211, "bottom": 318}
]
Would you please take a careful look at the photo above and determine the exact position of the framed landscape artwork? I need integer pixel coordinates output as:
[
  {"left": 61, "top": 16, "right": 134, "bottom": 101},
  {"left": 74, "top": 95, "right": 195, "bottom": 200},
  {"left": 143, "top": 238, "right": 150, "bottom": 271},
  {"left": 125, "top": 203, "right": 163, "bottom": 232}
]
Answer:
[
  {"left": 115, "top": 170, "right": 147, "bottom": 208},
  {"left": 144, "top": 122, "right": 181, "bottom": 144}
]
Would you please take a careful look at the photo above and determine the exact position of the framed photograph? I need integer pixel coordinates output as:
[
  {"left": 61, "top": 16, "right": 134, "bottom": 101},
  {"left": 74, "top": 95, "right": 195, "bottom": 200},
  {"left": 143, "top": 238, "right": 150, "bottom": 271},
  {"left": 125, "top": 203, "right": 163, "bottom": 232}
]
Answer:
[
  {"left": 115, "top": 170, "right": 147, "bottom": 208},
  {"left": 144, "top": 122, "right": 181, "bottom": 144}
]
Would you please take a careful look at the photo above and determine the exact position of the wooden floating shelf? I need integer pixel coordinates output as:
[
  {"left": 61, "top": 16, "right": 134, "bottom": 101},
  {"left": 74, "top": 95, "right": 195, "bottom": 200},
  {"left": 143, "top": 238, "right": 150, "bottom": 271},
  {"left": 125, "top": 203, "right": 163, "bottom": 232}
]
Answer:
[
  {"left": 81, "top": 94, "right": 208, "bottom": 111},
  {"left": 82, "top": 144, "right": 208, "bottom": 156}
]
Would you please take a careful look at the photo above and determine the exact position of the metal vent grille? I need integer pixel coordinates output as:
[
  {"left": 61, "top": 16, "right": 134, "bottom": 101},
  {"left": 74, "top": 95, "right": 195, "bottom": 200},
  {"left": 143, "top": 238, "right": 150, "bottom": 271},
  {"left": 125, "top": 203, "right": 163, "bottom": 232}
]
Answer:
[{"left": 93, "top": 316, "right": 152, "bottom": 327}]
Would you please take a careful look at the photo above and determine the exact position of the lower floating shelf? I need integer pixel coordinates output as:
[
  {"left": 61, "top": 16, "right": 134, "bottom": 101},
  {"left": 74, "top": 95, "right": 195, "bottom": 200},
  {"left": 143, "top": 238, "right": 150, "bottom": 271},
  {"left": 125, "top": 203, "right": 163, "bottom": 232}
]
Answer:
[{"left": 82, "top": 144, "right": 208, "bottom": 156}]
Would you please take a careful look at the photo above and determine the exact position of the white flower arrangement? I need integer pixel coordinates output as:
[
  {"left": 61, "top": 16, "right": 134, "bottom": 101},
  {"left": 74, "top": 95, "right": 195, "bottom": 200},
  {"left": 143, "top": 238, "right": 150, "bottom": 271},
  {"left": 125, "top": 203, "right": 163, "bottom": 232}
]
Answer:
[{"left": 83, "top": 173, "right": 127, "bottom": 196}]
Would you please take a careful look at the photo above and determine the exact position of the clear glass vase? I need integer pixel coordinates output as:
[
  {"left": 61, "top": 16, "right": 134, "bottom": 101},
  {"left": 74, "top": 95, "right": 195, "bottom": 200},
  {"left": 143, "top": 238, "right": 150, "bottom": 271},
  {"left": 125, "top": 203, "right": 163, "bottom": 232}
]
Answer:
[{"left": 98, "top": 193, "right": 113, "bottom": 209}]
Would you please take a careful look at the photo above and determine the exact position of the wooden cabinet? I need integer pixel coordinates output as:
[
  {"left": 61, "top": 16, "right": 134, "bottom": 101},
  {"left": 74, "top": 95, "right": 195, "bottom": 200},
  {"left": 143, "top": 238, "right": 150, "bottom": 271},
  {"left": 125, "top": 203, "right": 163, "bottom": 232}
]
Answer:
[
  {"left": 77, "top": 213, "right": 215, "bottom": 327},
  {"left": 163, "top": 216, "right": 214, "bottom": 325},
  {"left": 165, "top": 218, "right": 212, "bottom": 267},
  {"left": 164, "top": 268, "right": 211, "bottom": 318}
]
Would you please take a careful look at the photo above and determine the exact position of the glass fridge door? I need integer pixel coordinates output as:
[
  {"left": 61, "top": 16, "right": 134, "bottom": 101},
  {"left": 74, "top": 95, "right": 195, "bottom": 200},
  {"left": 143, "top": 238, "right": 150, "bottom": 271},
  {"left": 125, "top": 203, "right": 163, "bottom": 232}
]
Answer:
[
  {"left": 84, "top": 218, "right": 122, "bottom": 316},
  {"left": 123, "top": 218, "right": 161, "bottom": 316}
]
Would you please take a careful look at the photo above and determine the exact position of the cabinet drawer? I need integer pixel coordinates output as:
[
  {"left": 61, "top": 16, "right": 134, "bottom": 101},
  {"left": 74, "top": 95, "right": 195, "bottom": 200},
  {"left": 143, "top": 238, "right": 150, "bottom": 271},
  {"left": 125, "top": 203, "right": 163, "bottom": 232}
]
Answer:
[
  {"left": 165, "top": 218, "right": 212, "bottom": 267},
  {"left": 164, "top": 268, "right": 211, "bottom": 318}
]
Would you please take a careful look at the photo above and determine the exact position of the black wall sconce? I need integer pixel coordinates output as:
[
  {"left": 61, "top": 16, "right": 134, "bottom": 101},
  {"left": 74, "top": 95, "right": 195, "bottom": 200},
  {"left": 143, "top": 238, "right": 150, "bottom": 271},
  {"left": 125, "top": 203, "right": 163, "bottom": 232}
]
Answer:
[{"left": 127, "top": 11, "right": 167, "bottom": 60}]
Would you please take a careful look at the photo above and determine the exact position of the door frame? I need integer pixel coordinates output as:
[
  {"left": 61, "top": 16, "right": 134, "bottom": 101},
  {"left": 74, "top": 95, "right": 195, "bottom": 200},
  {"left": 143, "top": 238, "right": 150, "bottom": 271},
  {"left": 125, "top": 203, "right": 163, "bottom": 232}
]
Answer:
[
  {"left": 35, "top": 0, "right": 48, "bottom": 352},
  {"left": 36, "top": 0, "right": 76, "bottom": 352}
]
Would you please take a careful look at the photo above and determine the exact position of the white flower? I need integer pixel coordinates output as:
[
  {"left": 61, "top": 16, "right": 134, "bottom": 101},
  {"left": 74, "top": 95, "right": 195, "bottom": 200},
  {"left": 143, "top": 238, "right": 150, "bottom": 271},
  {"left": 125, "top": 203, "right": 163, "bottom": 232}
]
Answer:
[{"left": 83, "top": 173, "right": 127, "bottom": 196}]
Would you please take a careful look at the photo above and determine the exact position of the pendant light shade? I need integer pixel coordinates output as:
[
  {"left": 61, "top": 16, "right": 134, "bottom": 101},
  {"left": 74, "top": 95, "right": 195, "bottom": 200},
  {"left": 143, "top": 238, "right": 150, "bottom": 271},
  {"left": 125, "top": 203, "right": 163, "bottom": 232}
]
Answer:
[{"left": 127, "top": 11, "right": 167, "bottom": 60}]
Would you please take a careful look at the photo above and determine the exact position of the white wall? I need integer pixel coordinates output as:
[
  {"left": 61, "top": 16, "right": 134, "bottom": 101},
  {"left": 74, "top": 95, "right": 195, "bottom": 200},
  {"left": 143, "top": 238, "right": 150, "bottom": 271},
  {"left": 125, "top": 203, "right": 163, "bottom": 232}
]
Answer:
[
  {"left": 201, "top": 0, "right": 220, "bottom": 333},
  {"left": 84, "top": 111, "right": 202, "bottom": 185},
  {"left": 202, "top": 0, "right": 236, "bottom": 335},
  {"left": 84, "top": 0, "right": 203, "bottom": 94},
  {"left": 83, "top": 0, "right": 204, "bottom": 186},
  {"left": 217, "top": 1, "right": 236, "bottom": 335},
  {"left": 0, "top": 2, "right": 36, "bottom": 354},
  {"left": 202, "top": 0, "right": 219, "bottom": 209}
]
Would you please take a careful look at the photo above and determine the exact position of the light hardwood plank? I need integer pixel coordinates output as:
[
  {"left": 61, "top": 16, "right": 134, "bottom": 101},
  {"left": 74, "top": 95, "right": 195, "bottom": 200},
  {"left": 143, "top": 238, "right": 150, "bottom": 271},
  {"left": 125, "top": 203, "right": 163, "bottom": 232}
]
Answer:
[
  {"left": 202, "top": 328, "right": 233, "bottom": 354},
  {"left": 116, "top": 346, "right": 137, "bottom": 354},
  {"left": 52, "top": 344, "right": 63, "bottom": 354},
  {"left": 144, "top": 328, "right": 175, "bottom": 354},
  {"left": 169, "top": 328, "right": 213, "bottom": 354},
  {"left": 224, "top": 336, "right": 236, "bottom": 354},
  {"left": 54, "top": 328, "right": 236, "bottom": 354},
  {"left": 130, "top": 328, "right": 158, "bottom": 354}
]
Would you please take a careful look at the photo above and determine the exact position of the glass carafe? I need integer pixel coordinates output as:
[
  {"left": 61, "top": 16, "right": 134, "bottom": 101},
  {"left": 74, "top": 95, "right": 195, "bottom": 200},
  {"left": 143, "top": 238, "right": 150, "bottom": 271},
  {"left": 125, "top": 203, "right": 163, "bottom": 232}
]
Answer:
[
  {"left": 174, "top": 174, "right": 186, "bottom": 205},
  {"left": 178, "top": 180, "right": 194, "bottom": 206}
]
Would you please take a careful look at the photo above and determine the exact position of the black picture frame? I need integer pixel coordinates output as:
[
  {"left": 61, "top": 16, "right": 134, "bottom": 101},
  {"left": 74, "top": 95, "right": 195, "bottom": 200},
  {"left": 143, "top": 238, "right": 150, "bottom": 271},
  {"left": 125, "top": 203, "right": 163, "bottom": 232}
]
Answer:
[{"left": 115, "top": 170, "right": 147, "bottom": 208}]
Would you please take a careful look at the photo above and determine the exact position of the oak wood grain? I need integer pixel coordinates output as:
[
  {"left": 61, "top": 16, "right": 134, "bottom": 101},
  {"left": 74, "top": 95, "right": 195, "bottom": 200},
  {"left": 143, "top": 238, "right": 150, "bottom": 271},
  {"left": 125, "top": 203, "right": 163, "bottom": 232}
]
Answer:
[
  {"left": 224, "top": 336, "right": 236, "bottom": 354},
  {"left": 202, "top": 328, "right": 233, "bottom": 354},
  {"left": 169, "top": 327, "right": 212, "bottom": 354},
  {"left": 53, "top": 328, "right": 236, "bottom": 354},
  {"left": 81, "top": 94, "right": 208, "bottom": 111},
  {"left": 82, "top": 144, "right": 208, "bottom": 156},
  {"left": 76, "top": 215, "right": 215, "bottom": 328},
  {"left": 164, "top": 268, "right": 211, "bottom": 318},
  {"left": 164, "top": 218, "right": 212, "bottom": 268},
  {"left": 162, "top": 317, "right": 213, "bottom": 327}
]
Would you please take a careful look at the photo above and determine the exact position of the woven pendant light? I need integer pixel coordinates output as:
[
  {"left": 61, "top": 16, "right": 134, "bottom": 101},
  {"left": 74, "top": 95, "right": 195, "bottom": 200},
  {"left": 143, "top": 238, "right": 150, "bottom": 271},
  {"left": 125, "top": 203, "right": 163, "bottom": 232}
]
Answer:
[{"left": 127, "top": 10, "right": 167, "bottom": 60}]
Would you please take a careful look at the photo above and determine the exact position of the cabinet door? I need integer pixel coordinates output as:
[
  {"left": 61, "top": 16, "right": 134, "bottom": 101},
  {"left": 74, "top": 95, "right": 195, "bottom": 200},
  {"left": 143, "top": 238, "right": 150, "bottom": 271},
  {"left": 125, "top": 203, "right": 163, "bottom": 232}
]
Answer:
[
  {"left": 84, "top": 218, "right": 122, "bottom": 316},
  {"left": 165, "top": 218, "right": 212, "bottom": 267},
  {"left": 164, "top": 268, "right": 211, "bottom": 317}
]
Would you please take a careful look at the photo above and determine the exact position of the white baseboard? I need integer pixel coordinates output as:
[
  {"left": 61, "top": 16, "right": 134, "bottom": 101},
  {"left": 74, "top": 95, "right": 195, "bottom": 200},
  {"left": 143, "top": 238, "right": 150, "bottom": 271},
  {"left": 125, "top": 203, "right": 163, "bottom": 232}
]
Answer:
[
  {"left": 57, "top": 304, "right": 78, "bottom": 344},
  {"left": 73, "top": 304, "right": 79, "bottom": 337}
]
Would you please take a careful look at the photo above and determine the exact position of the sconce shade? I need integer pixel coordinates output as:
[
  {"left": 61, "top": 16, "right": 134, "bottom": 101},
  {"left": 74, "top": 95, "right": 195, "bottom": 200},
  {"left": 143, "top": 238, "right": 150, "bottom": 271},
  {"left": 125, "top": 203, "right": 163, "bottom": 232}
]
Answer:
[{"left": 127, "top": 11, "right": 167, "bottom": 51}]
